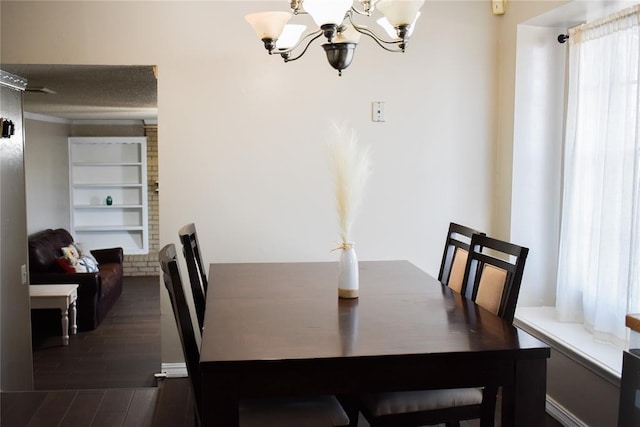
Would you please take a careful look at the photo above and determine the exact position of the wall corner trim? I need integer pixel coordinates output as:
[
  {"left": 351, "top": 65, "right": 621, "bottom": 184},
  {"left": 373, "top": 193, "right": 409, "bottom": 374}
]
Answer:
[
  {"left": 160, "top": 362, "right": 187, "bottom": 378},
  {"left": 546, "top": 395, "right": 589, "bottom": 427}
]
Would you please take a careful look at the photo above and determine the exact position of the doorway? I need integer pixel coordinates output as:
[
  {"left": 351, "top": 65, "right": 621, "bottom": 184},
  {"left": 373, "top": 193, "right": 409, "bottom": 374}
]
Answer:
[{"left": 2, "top": 64, "right": 161, "bottom": 390}]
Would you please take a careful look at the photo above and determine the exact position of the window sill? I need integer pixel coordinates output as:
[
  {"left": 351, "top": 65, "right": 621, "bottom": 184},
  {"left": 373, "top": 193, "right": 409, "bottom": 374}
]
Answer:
[{"left": 515, "top": 306, "right": 623, "bottom": 386}]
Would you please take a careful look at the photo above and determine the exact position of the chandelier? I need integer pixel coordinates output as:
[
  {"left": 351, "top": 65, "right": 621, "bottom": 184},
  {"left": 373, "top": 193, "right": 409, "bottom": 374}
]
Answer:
[{"left": 245, "top": 0, "right": 425, "bottom": 76}]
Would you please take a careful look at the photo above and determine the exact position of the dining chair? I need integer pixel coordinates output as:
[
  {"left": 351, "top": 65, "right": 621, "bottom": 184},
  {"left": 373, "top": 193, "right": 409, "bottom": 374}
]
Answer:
[
  {"left": 159, "top": 244, "right": 352, "bottom": 427},
  {"left": 437, "top": 222, "right": 485, "bottom": 293},
  {"left": 357, "top": 234, "right": 529, "bottom": 427},
  {"left": 178, "top": 223, "right": 207, "bottom": 333},
  {"left": 461, "top": 233, "right": 529, "bottom": 324}
]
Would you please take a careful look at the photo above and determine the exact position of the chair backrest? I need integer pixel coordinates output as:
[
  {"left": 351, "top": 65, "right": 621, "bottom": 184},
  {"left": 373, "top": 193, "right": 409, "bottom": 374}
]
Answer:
[
  {"left": 461, "top": 234, "right": 529, "bottom": 323},
  {"left": 178, "top": 223, "right": 207, "bottom": 334},
  {"left": 438, "top": 222, "right": 485, "bottom": 293},
  {"left": 159, "top": 243, "right": 202, "bottom": 422}
]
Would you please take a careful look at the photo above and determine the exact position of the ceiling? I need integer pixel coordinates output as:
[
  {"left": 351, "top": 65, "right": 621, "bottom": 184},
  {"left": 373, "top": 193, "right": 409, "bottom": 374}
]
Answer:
[{"left": 1, "top": 64, "right": 157, "bottom": 121}]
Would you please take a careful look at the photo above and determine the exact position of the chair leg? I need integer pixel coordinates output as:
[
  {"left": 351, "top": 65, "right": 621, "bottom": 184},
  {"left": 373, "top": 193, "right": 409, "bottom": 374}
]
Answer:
[
  {"left": 193, "top": 405, "right": 201, "bottom": 427},
  {"left": 337, "top": 395, "right": 360, "bottom": 427},
  {"left": 479, "top": 385, "right": 498, "bottom": 427}
]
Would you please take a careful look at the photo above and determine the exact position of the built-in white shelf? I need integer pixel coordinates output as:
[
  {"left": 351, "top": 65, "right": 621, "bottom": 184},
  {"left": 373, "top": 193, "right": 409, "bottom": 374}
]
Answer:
[
  {"left": 69, "top": 137, "right": 149, "bottom": 255},
  {"left": 71, "top": 162, "right": 143, "bottom": 166},
  {"left": 74, "top": 225, "right": 146, "bottom": 232},
  {"left": 73, "top": 204, "right": 144, "bottom": 209},
  {"left": 72, "top": 184, "right": 144, "bottom": 188}
]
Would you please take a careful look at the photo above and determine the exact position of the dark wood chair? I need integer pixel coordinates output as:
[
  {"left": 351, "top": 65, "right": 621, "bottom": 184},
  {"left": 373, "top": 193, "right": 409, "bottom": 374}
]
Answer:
[
  {"left": 159, "top": 244, "right": 351, "bottom": 427},
  {"left": 178, "top": 223, "right": 207, "bottom": 333},
  {"left": 357, "top": 234, "right": 529, "bottom": 427},
  {"left": 437, "top": 222, "right": 485, "bottom": 294},
  {"left": 461, "top": 233, "right": 529, "bottom": 324}
]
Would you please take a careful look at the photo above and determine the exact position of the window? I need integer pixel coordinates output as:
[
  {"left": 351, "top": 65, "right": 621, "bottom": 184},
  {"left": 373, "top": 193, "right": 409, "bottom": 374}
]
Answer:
[{"left": 555, "top": 5, "right": 640, "bottom": 348}]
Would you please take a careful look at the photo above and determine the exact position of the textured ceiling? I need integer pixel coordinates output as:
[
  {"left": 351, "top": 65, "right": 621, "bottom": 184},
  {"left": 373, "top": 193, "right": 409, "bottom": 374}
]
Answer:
[{"left": 1, "top": 64, "right": 157, "bottom": 121}]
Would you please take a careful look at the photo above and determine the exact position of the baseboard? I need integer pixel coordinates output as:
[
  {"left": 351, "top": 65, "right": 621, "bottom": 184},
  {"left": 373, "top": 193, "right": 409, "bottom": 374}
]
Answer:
[
  {"left": 546, "top": 395, "right": 588, "bottom": 427},
  {"left": 160, "top": 362, "right": 188, "bottom": 378}
]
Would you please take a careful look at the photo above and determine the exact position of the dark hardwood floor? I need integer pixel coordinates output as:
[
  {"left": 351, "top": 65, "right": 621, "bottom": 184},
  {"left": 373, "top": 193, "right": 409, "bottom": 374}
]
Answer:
[
  {"left": 31, "top": 275, "right": 161, "bottom": 390},
  {"left": 2, "top": 276, "right": 163, "bottom": 426},
  {"left": 1, "top": 387, "right": 158, "bottom": 427}
]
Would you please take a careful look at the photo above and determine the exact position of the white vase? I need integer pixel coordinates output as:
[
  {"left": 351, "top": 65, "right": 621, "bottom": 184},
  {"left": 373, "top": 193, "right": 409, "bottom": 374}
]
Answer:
[{"left": 338, "top": 243, "right": 359, "bottom": 299}]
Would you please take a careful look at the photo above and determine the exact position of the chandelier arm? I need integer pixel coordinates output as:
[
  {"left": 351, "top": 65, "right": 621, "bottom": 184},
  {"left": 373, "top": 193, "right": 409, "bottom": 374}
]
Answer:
[
  {"left": 350, "top": 5, "right": 371, "bottom": 17},
  {"left": 347, "top": 13, "right": 406, "bottom": 52},
  {"left": 272, "top": 28, "right": 322, "bottom": 56},
  {"left": 353, "top": 26, "right": 405, "bottom": 52},
  {"left": 360, "top": 32, "right": 404, "bottom": 52},
  {"left": 281, "top": 31, "right": 325, "bottom": 63}
]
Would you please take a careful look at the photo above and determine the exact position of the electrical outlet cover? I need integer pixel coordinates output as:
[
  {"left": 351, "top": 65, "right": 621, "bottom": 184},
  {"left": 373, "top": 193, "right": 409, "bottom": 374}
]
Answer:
[{"left": 492, "top": 0, "right": 506, "bottom": 15}]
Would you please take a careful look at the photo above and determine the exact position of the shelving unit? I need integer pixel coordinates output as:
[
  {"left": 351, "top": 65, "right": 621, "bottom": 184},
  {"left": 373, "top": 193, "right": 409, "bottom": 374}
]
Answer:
[{"left": 69, "top": 137, "right": 149, "bottom": 254}]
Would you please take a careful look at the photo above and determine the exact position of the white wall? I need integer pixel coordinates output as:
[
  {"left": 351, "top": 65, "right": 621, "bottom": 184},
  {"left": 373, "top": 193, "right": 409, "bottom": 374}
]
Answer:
[
  {"left": 5, "top": 0, "right": 589, "bottom": 372},
  {"left": 511, "top": 25, "right": 566, "bottom": 308},
  {"left": 2, "top": 1, "right": 626, "bottom": 423},
  {"left": 0, "top": 83, "right": 33, "bottom": 391},
  {"left": 0, "top": 0, "right": 505, "bottom": 364},
  {"left": 24, "top": 117, "right": 72, "bottom": 234},
  {"left": 493, "top": 0, "right": 570, "bottom": 242}
]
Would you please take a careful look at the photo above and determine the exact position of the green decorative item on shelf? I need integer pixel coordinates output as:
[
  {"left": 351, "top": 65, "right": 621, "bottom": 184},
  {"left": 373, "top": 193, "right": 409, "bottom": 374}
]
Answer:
[{"left": 106, "top": 195, "right": 113, "bottom": 206}]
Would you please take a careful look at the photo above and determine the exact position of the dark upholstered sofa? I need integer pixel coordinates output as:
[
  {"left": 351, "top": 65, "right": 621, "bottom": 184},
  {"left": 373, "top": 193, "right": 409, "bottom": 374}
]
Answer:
[{"left": 28, "top": 228, "right": 124, "bottom": 331}]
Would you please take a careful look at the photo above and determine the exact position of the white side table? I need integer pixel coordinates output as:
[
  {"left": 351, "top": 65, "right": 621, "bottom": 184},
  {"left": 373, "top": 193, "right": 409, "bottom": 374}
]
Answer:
[{"left": 30, "top": 284, "right": 78, "bottom": 345}]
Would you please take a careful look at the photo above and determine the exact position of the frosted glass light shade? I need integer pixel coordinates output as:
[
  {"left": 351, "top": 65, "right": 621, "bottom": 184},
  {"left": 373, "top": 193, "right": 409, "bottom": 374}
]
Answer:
[
  {"left": 334, "top": 24, "right": 362, "bottom": 44},
  {"left": 276, "top": 25, "right": 307, "bottom": 49},
  {"left": 303, "top": 0, "right": 353, "bottom": 26},
  {"left": 376, "top": 0, "right": 424, "bottom": 27},
  {"left": 377, "top": 11, "right": 420, "bottom": 38},
  {"left": 245, "top": 11, "right": 292, "bottom": 39}
]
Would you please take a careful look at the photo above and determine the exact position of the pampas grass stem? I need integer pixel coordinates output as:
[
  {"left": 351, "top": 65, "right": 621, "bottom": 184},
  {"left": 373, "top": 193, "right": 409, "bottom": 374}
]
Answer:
[{"left": 328, "top": 123, "right": 371, "bottom": 245}]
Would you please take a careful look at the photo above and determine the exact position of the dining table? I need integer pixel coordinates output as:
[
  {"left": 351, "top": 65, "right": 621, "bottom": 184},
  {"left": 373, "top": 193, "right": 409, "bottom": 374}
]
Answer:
[{"left": 200, "top": 260, "right": 550, "bottom": 426}]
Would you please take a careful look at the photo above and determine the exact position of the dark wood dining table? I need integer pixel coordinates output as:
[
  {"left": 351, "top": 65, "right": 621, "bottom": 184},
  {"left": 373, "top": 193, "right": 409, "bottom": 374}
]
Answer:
[{"left": 200, "top": 260, "right": 550, "bottom": 426}]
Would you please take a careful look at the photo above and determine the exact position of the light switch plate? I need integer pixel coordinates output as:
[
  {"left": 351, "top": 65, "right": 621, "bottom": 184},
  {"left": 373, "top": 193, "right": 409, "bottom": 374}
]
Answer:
[
  {"left": 492, "top": 0, "right": 506, "bottom": 15},
  {"left": 372, "top": 101, "right": 385, "bottom": 122}
]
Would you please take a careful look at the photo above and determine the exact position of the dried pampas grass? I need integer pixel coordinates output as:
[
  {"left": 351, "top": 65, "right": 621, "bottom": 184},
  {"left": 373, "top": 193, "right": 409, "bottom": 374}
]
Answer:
[{"left": 328, "top": 123, "right": 371, "bottom": 246}]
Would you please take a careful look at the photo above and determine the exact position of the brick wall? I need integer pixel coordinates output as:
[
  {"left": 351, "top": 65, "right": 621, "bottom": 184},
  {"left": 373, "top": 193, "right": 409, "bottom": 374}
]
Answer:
[{"left": 123, "top": 126, "right": 159, "bottom": 276}]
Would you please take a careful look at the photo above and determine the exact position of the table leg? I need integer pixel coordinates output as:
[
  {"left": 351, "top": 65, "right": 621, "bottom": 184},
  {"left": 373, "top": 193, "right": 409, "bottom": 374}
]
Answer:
[
  {"left": 202, "top": 373, "right": 239, "bottom": 426},
  {"left": 61, "top": 308, "right": 70, "bottom": 346},
  {"left": 503, "top": 358, "right": 547, "bottom": 426},
  {"left": 70, "top": 301, "right": 77, "bottom": 335}
]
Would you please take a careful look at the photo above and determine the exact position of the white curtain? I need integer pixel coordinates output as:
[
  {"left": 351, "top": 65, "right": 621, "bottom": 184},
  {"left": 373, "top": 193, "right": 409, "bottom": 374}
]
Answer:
[{"left": 556, "top": 5, "right": 640, "bottom": 346}]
